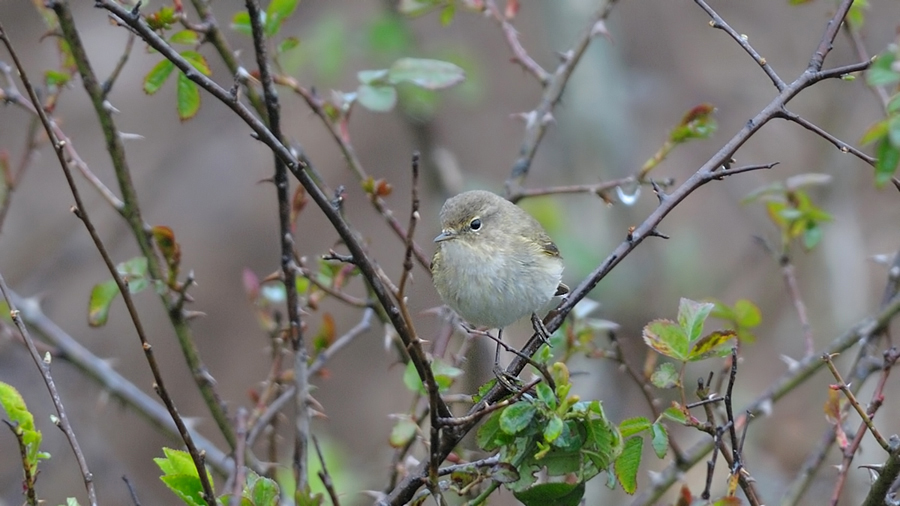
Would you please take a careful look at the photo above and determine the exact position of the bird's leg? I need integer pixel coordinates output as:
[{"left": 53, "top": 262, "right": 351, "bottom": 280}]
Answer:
[{"left": 531, "top": 313, "right": 552, "bottom": 346}]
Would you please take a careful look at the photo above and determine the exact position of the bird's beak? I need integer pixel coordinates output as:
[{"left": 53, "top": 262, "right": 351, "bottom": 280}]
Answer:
[{"left": 434, "top": 230, "right": 455, "bottom": 243}]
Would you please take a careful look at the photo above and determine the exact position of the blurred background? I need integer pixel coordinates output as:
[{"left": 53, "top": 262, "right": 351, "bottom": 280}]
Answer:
[{"left": 1, "top": 0, "right": 899, "bottom": 504}]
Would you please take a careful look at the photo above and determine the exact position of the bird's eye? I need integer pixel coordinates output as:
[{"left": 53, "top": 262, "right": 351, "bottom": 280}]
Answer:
[{"left": 469, "top": 218, "right": 482, "bottom": 231}]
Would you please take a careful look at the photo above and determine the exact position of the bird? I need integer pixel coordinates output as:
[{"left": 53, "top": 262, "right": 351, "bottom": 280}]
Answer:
[{"left": 431, "top": 190, "right": 567, "bottom": 359}]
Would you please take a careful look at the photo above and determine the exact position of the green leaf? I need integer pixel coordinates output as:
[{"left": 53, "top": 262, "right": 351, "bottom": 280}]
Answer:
[
  {"left": 170, "top": 30, "right": 200, "bottom": 46},
  {"left": 661, "top": 406, "right": 688, "bottom": 424},
  {"left": 860, "top": 119, "right": 889, "bottom": 146},
  {"left": 401, "top": 360, "right": 424, "bottom": 394},
  {"left": 180, "top": 51, "right": 212, "bottom": 76},
  {"left": 357, "top": 84, "right": 397, "bottom": 112},
  {"left": 388, "top": 416, "right": 417, "bottom": 448},
  {"left": 670, "top": 103, "right": 717, "bottom": 143},
  {"left": 867, "top": 51, "right": 900, "bottom": 87},
  {"left": 88, "top": 279, "right": 120, "bottom": 327},
  {"left": 0, "top": 381, "right": 46, "bottom": 472},
  {"left": 231, "top": 12, "right": 253, "bottom": 36},
  {"left": 732, "top": 299, "right": 761, "bottom": 328},
  {"left": 650, "top": 362, "right": 679, "bottom": 389},
  {"left": 154, "top": 448, "right": 214, "bottom": 506},
  {"left": 687, "top": 331, "right": 736, "bottom": 361},
  {"left": 61, "top": 498, "right": 81, "bottom": 506},
  {"left": 615, "top": 436, "right": 643, "bottom": 494},
  {"left": 543, "top": 414, "right": 564, "bottom": 443},
  {"left": 513, "top": 482, "right": 585, "bottom": 506},
  {"left": 265, "top": 0, "right": 299, "bottom": 37},
  {"left": 144, "top": 59, "right": 175, "bottom": 95},
  {"left": 44, "top": 70, "right": 70, "bottom": 87},
  {"left": 677, "top": 298, "right": 714, "bottom": 342},
  {"left": 500, "top": 402, "right": 537, "bottom": 435},
  {"left": 803, "top": 223, "right": 823, "bottom": 250},
  {"left": 875, "top": 136, "right": 900, "bottom": 187},
  {"left": 476, "top": 410, "right": 504, "bottom": 451},
  {"left": 535, "top": 382, "right": 557, "bottom": 410},
  {"left": 387, "top": 58, "right": 465, "bottom": 90},
  {"left": 245, "top": 470, "right": 280, "bottom": 505},
  {"left": 277, "top": 36, "right": 300, "bottom": 55},
  {"left": 650, "top": 422, "right": 668, "bottom": 459},
  {"left": 176, "top": 72, "right": 201, "bottom": 121},
  {"left": 618, "top": 417, "right": 651, "bottom": 438},
  {"left": 432, "top": 359, "right": 463, "bottom": 392},
  {"left": 440, "top": 3, "right": 456, "bottom": 25},
  {"left": 642, "top": 319, "right": 688, "bottom": 361},
  {"left": 118, "top": 257, "right": 150, "bottom": 294}
]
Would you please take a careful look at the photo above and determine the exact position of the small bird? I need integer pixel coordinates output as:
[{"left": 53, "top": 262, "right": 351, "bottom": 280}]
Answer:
[{"left": 431, "top": 190, "right": 567, "bottom": 349}]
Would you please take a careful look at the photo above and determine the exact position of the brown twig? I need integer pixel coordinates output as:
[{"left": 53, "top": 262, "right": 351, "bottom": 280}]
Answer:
[
  {"left": 482, "top": 0, "right": 549, "bottom": 84},
  {"left": 503, "top": 0, "right": 620, "bottom": 192},
  {"left": 398, "top": 152, "right": 421, "bottom": 298},
  {"left": 244, "top": 0, "right": 309, "bottom": 491},
  {"left": 228, "top": 408, "right": 248, "bottom": 506},
  {"left": 313, "top": 435, "right": 341, "bottom": 506},
  {"left": 822, "top": 353, "right": 890, "bottom": 452},
  {"left": 781, "top": 257, "right": 815, "bottom": 357}
]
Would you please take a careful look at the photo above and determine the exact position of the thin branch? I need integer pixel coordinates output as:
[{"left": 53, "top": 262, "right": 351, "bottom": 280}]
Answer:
[
  {"left": 504, "top": 0, "right": 620, "bottom": 192},
  {"left": 822, "top": 353, "right": 890, "bottom": 452},
  {"left": 101, "top": 31, "right": 135, "bottom": 97},
  {"left": 244, "top": 0, "right": 308, "bottom": 491},
  {"left": 776, "top": 108, "right": 875, "bottom": 166},
  {"left": 228, "top": 408, "right": 248, "bottom": 506},
  {"left": 780, "top": 256, "right": 815, "bottom": 357},
  {"left": 482, "top": 0, "right": 549, "bottom": 84},
  {"left": 397, "top": 152, "right": 421, "bottom": 298},
  {"left": 693, "top": 0, "right": 786, "bottom": 91},
  {"left": 0, "top": 18, "right": 216, "bottom": 505}
]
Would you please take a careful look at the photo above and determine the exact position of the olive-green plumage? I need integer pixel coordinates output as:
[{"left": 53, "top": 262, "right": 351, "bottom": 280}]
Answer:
[{"left": 431, "top": 190, "right": 566, "bottom": 329}]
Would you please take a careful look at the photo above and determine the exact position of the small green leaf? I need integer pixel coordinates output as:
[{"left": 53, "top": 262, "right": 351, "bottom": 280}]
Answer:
[
  {"left": 732, "top": 299, "right": 761, "bottom": 328},
  {"left": 265, "top": 0, "right": 299, "bottom": 36},
  {"left": 803, "top": 223, "right": 823, "bottom": 250},
  {"left": 357, "top": 84, "right": 397, "bottom": 112},
  {"left": 615, "top": 436, "right": 643, "bottom": 494},
  {"left": 62, "top": 498, "right": 81, "bottom": 506},
  {"left": 677, "top": 298, "right": 714, "bottom": 342},
  {"left": 144, "top": 59, "right": 175, "bottom": 95},
  {"left": 176, "top": 72, "right": 201, "bottom": 121},
  {"left": 642, "top": 319, "right": 688, "bottom": 361},
  {"left": 389, "top": 416, "right": 418, "bottom": 448},
  {"left": 650, "top": 362, "right": 679, "bottom": 389},
  {"left": 170, "top": 30, "right": 200, "bottom": 45},
  {"left": 118, "top": 257, "right": 150, "bottom": 294},
  {"left": 180, "top": 51, "right": 212, "bottom": 76},
  {"left": 543, "top": 414, "right": 564, "bottom": 443},
  {"left": 397, "top": 0, "right": 442, "bottom": 17},
  {"left": 154, "top": 448, "right": 214, "bottom": 506},
  {"left": 44, "top": 70, "right": 70, "bottom": 87},
  {"left": 535, "top": 382, "right": 557, "bottom": 410},
  {"left": 401, "top": 360, "right": 424, "bottom": 394},
  {"left": 618, "top": 417, "right": 651, "bottom": 438},
  {"left": 661, "top": 406, "right": 688, "bottom": 424},
  {"left": 499, "top": 402, "right": 537, "bottom": 435},
  {"left": 670, "top": 103, "right": 717, "bottom": 143},
  {"left": 88, "top": 279, "right": 120, "bottom": 327},
  {"left": 860, "top": 119, "right": 889, "bottom": 146},
  {"left": 476, "top": 410, "right": 504, "bottom": 451},
  {"left": 246, "top": 470, "right": 280, "bottom": 505},
  {"left": 650, "top": 422, "right": 668, "bottom": 458},
  {"left": 439, "top": 3, "right": 456, "bottom": 25},
  {"left": 387, "top": 58, "right": 465, "bottom": 89},
  {"left": 867, "top": 51, "right": 900, "bottom": 87},
  {"left": 875, "top": 136, "right": 900, "bottom": 187},
  {"left": 231, "top": 12, "right": 253, "bottom": 36},
  {"left": 687, "top": 331, "right": 736, "bottom": 361},
  {"left": 277, "top": 36, "right": 300, "bottom": 55},
  {"left": 513, "top": 482, "right": 585, "bottom": 506}
]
